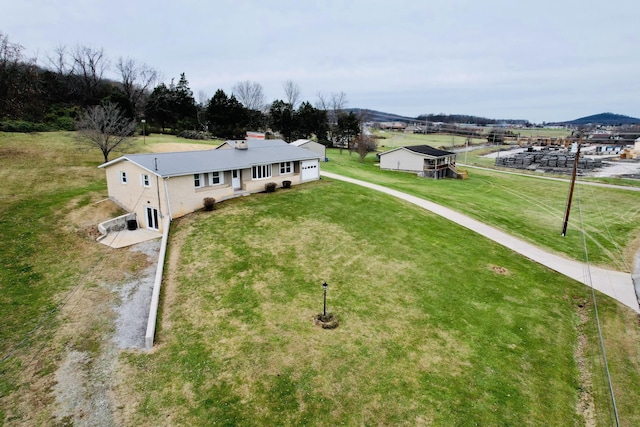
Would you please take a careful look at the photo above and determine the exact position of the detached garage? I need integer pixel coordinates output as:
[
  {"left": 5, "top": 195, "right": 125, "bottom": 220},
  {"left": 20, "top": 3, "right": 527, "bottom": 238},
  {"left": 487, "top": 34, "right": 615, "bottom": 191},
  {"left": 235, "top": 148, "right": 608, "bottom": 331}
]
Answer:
[
  {"left": 290, "top": 139, "right": 327, "bottom": 160},
  {"left": 379, "top": 145, "right": 464, "bottom": 179}
]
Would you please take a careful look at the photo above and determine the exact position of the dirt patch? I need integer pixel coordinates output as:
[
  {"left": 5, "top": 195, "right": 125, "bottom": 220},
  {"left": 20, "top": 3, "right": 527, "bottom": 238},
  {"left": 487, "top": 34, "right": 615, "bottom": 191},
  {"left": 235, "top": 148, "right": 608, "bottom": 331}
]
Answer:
[
  {"left": 63, "top": 196, "right": 125, "bottom": 241},
  {"left": 489, "top": 265, "right": 510, "bottom": 275},
  {"left": 0, "top": 147, "right": 30, "bottom": 158},
  {"left": 574, "top": 298, "right": 597, "bottom": 427}
]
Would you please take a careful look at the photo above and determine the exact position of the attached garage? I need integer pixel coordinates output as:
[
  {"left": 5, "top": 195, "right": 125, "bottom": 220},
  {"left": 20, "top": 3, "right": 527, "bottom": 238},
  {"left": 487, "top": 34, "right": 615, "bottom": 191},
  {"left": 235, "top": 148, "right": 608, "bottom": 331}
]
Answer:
[{"left": 300, "top": 160, "right": 320, "bottom": 181}]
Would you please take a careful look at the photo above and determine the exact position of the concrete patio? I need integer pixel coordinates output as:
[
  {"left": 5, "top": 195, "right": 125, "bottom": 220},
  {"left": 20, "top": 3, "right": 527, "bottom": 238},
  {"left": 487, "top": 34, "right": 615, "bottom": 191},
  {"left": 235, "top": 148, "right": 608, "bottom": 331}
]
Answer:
[{"left": 98, "top": 228, "right": 162, "bottom": 249}]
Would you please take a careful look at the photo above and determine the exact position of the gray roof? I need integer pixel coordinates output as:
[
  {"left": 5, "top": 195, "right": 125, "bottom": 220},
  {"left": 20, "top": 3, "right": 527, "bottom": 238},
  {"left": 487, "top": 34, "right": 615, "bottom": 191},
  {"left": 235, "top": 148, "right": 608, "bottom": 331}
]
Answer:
[
  {"left": 290, "top": 139, "right": 314, "bottom": 147},
  {"left": 217, "top": 138, "right": 289, "bottom": 149},
  {"left": 100, "top": 144, "right": 322, "bottom": 178}
]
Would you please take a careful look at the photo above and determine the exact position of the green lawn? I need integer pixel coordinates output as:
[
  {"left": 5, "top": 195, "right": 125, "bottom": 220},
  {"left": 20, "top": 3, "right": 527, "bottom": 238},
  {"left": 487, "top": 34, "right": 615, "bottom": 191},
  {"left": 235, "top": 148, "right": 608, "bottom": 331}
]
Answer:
[
  {"left": 121, "top": 179, "right": 640, "bottom": 425},
  {"left": 323, "top": 149, "right": 640, "bottom": 271},
  {"left": 2, "top": 132, "right": 640, "bottom": 425}
]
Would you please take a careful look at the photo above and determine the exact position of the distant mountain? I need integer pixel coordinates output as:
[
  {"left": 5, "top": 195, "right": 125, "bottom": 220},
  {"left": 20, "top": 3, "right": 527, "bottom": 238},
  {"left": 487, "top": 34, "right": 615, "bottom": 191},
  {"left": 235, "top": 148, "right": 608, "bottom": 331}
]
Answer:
[
  {"left": 345, "top": 109, "right": 530, "bottom": 126},
  {"left": 417, "top": 113, "right": 529, "bottom": 126},
  {"left": 344, "top": 108, "right": 417, "bottom": 123},
  {"left": 553, "top": 112, "right": 640, "bottom": 126}
]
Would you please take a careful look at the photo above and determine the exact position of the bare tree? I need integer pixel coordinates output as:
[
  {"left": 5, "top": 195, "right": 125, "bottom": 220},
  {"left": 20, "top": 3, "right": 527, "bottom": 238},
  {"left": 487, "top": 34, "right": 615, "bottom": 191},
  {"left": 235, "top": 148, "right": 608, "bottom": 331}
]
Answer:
[
  {"left": 232, "top": 80, "right": 265, "bottom": 110},
  {"left": 76, "top": 102, "right": 136, "bottom": 163},
  {"left": 317, "top": 91, "right": 348, "bottom": 148},
  {"left": 70, "top": 45, "right": 109, "bottom": 104},
  {"left": 329, "top": 91, "right": 347, "bottom": 114},
  {"left": 116, "top": 57, "right": 158, "bottom": 118},
  {"left": 47, "top": 45, "right": 73, "bottom": 75},
  {"left": 282, "top": 79, "right": 301, "bottom": 109},
  {"left": 0, "top": 32, "right": 39, "bottom": 119}
]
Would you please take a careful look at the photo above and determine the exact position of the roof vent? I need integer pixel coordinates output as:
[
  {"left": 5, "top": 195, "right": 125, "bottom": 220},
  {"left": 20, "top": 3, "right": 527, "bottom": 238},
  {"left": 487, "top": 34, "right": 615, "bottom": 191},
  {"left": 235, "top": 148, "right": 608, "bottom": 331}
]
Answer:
[{"left": 235, "top": 140, "right": 248, "bottom": 150}]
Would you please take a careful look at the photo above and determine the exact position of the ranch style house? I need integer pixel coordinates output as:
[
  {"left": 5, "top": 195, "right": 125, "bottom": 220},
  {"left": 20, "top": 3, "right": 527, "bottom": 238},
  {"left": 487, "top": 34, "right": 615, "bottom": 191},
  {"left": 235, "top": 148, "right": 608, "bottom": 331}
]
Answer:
[{"left": 99, "top": 139, "right": 322, "bottom": 233}]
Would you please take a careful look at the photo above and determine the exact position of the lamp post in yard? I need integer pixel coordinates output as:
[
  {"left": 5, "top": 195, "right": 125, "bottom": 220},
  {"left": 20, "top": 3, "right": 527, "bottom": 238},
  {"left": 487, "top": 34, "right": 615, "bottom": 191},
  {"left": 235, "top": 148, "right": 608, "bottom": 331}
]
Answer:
[
  {"left": 141, "top": 119, "right": 146, "bottom": 144},
  {"left": 322, "top": 282, "right": 328, "bottom": 317}
]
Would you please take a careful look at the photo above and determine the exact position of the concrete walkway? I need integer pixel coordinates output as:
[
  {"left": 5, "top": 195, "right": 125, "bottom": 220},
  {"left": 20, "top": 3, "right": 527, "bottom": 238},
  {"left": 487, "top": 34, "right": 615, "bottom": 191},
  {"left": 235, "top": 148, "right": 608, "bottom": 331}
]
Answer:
[{"left": 321, "top": 171, "right": 640, "bottom": 313}]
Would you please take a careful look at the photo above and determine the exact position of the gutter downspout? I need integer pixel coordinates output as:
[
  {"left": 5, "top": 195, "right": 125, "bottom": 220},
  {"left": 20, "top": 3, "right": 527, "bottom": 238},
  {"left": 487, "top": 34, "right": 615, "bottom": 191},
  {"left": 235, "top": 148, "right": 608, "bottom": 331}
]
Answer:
[{"left": 163, "top": 177, "right": 173, "bottom": 221}]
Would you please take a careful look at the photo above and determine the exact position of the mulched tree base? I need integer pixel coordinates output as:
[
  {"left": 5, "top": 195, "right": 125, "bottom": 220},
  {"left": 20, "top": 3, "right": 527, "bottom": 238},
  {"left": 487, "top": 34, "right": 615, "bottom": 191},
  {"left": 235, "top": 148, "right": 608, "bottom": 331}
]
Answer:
[{"left": 314, "top": 313, "right": 339, "bottom": 329}]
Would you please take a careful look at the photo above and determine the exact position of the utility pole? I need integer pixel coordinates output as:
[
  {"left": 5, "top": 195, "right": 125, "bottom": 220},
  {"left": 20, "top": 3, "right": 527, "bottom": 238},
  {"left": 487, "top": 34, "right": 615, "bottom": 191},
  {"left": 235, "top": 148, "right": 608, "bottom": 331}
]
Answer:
[{"left": 561, "top": 132, "right": 582, "bottom": 236}]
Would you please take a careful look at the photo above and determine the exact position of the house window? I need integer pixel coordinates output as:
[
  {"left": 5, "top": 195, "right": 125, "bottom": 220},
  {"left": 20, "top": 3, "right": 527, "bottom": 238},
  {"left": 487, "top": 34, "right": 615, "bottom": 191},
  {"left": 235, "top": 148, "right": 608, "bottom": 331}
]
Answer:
[
  {"left": 280, "top": 162, "right": 292, "bottom": 175},
  {"left": 120, "top": 171, "right": 128, "bottom": 184},
  {"left": 252, "top": 164, "right": 272, "bottom": 180},
  {"left": 209, "top": 171, "right": 224, "bottom": 185},
  {"left": 141, "top": 174, "right": 150, "bottom": 187},
  {"left": 194, "top": 173, "right": 203, "bottom": 188}
]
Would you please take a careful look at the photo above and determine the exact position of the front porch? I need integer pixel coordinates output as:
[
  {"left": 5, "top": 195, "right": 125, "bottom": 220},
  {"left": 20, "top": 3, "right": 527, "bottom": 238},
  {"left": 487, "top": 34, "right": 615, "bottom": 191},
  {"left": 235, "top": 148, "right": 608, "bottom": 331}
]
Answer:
[{"left": 422, "top": 156, "right": 458, "bottom": 179}]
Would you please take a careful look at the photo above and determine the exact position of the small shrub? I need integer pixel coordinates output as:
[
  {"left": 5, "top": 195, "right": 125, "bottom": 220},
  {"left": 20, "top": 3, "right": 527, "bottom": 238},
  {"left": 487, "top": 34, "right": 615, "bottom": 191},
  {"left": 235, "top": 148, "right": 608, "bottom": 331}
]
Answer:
[
  {"left": 265, "top": 182, "right": 276, "bottom": 193},
  {"left": 203, "top": 197, "right": 216, "bottom": 211},
  {"left": 177, "top": 130, "right": 213, "bottom": 140},
  {"left": 0, "top": 120, "right": 51, "bottom": 132},
  {"left": 282, "top": 180, "right": 292, "bottom": 189}
]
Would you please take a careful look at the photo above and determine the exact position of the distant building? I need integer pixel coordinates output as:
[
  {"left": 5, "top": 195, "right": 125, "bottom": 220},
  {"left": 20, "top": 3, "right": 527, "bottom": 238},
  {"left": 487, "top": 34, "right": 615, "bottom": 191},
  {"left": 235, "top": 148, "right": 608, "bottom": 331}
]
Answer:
[
  {"left": 290, "top": 139, "right": 327, "bottom": 159},
  {"left": 379, "top": 145, "right": 462, "bottom": 179}
]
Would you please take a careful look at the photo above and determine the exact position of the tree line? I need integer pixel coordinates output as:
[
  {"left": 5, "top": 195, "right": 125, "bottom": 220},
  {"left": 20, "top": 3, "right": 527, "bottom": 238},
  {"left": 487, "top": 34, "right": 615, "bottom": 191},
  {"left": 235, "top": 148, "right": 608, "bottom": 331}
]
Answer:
[
  {"left": 0, "top": 32, "right": 363, "bottom": 147},
  {"left": 417, "top": 113, "right": 530, "bottom": 127}
]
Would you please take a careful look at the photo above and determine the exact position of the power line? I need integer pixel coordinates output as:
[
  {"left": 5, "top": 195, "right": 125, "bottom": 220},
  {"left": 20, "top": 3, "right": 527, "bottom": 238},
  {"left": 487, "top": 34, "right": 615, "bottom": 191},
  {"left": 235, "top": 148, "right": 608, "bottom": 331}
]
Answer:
[{"left": 576, "top": 184, "right": 620, "bottom": 426}]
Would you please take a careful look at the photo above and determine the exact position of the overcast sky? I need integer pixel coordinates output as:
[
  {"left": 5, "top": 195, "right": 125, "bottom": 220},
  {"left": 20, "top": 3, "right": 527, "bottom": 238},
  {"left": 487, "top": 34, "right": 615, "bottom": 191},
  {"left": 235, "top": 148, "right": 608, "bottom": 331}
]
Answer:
[{"left": 2, "top": 0, "right": 639, "bottom": 123}]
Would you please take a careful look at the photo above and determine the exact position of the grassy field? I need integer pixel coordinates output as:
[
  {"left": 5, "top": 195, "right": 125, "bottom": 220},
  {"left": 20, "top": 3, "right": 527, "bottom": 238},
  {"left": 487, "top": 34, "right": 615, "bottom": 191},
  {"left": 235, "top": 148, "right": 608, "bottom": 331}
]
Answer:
[
  {"left": 0, "top": 131, "right": 186, "bottom": 423},
  {"left": 372, "top": 127, "right": 571, "bottom": 152},
  {"left": 1, "top": 132, "right": 640, "bottom": 425},
  {"left": 323, "top": 149, "right": 640, "bottom": 271},
  {"left": 120, "top": 180, "right": 639, "bottom": 425},
  {"left": 373, "top": 130, "right": 482, "bottom": 151}
]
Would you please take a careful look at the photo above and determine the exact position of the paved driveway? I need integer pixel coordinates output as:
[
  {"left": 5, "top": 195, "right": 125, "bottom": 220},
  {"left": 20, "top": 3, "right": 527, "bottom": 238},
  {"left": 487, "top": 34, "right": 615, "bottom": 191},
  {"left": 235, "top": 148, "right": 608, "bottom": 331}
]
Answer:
[{"left": 321, "top": 171, "right": 640, "bottom": 313}]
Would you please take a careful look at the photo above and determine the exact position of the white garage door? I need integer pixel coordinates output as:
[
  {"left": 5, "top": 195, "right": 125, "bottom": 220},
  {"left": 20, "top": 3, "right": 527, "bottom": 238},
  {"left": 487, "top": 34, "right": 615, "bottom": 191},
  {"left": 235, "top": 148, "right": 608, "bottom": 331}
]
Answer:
[{"left": 300, "top": 160, "right": 319, "bottom": 181}]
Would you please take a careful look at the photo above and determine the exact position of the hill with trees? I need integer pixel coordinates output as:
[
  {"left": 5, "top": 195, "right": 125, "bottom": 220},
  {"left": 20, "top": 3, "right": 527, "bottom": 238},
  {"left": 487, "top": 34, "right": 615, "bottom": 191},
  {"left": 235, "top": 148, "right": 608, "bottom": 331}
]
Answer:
[
  {"left": 551, "top": 112, "right": 640, "bottom": 126},
  {"left": 0, "top": 31, "right": 369, "bottom": 150}
]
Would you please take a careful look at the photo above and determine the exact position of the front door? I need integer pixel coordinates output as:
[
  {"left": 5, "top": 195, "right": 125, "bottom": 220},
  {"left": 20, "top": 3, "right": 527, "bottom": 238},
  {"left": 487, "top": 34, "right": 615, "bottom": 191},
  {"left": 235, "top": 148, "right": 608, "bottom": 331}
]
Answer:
[
  {"left": 232, "top": 169, "right": 241, "bottom": 190},
  {"left": 145, "top": 206, "right": 159, "bottom": 230}
]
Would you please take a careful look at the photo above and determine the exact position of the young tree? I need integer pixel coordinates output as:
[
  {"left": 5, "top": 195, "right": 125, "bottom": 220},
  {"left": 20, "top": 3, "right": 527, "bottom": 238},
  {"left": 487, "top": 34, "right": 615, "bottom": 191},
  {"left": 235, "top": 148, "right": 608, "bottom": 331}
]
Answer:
[
  {"left": 354, "top": 134, "right": 377, "bottom": 163},
  {"left": 232, "top": 80, "right": 265, "bottom": 111},
  {"left": 76, "top": 102, "right": 136, "bottom": 162}
]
